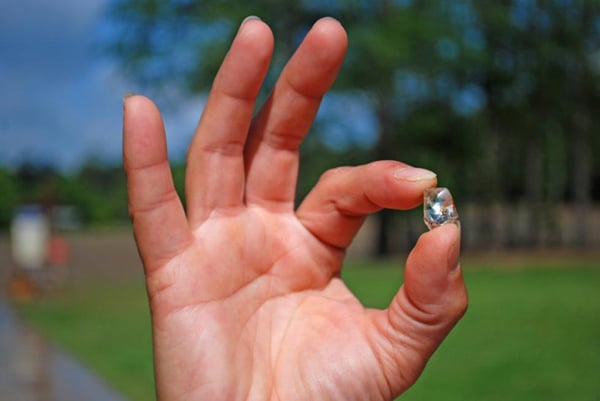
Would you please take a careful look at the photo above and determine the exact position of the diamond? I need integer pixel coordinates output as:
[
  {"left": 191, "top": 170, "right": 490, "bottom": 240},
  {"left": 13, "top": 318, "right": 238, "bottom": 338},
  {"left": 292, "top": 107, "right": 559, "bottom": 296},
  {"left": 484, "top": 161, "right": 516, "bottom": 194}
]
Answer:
[{"left": 423, "top": 187, "right": 459, "bottom": 230}]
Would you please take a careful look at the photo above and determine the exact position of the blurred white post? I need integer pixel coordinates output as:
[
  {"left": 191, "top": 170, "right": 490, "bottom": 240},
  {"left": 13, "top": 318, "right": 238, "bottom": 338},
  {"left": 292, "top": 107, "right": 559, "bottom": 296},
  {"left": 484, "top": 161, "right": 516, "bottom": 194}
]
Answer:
[{"left": 10, "top": 205, "right": 50, "bottom": 271}]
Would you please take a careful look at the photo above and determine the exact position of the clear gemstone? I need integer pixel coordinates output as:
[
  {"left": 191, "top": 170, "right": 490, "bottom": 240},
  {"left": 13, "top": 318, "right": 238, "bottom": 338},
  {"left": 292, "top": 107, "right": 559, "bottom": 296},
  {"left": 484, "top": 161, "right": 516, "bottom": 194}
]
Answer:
[{"left": 423, "top": 187, "right": 459, "bottom": 230}]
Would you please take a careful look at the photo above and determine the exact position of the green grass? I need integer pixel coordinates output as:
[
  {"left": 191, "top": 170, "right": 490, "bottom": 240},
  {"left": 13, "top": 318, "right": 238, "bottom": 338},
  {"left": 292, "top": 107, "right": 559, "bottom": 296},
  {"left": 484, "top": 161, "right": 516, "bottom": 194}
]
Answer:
[
  {"left": 16, "top": 280, "right": 155, "bottom": 401},
  {"left": 16, "top": 258, "right": 600, "bottom": 401}
]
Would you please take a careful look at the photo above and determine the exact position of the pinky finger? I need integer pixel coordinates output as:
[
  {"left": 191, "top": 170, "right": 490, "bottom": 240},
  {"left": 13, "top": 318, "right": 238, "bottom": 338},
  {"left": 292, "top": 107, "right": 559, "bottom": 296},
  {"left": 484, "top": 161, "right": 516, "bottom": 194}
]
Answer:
[{"left": 123, "top": 95, "right": 191, "bottom": 273}]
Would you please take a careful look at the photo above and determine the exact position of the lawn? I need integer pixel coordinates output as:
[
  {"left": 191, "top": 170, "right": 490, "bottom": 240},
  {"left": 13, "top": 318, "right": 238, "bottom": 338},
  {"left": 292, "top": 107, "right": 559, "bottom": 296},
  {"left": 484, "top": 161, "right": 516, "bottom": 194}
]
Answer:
[{"left": 16, "top": 256, "right": 600, "bottom": 401}]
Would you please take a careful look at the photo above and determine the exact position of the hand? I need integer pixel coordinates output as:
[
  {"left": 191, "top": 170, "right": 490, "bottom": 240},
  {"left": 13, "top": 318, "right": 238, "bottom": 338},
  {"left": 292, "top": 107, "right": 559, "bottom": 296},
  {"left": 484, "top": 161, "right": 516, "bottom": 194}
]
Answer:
[{"left": 123, "top": 17, "right": 467, "bottom": 401}]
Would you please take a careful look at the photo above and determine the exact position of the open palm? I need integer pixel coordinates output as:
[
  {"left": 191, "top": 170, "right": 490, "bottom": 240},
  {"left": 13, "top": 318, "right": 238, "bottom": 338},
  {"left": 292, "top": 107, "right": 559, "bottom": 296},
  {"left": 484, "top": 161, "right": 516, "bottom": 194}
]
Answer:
[{"left": 123, "top": 18, "right": 467, "bottom": 401}]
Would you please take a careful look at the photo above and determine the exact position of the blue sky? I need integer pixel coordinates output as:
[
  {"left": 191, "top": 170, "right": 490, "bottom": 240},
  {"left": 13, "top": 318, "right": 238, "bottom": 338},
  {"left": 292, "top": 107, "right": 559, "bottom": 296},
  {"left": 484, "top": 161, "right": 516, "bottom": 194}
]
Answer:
[
  {"left": 0, "top": 0, "right": 203, "bottom": 171},
  {"left": 0, "top": 1, "right": 383, "bottom": 172}
]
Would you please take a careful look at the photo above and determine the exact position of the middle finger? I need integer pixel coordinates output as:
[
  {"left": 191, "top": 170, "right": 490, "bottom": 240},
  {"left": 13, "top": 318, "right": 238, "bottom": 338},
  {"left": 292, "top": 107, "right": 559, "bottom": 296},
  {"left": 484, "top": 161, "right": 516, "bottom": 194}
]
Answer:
[
  {"left": 186, "top": 18, "right": 274, "bottom": 224},
  {"left": 243, "top": 18, "right": 348, "bottom": 211}
]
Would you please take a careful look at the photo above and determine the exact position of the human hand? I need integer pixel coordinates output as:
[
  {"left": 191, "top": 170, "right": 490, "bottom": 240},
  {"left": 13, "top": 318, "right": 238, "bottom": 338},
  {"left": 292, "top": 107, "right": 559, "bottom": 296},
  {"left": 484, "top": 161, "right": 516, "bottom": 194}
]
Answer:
[{"left": 123, "top": 17, "right": 467, "bottom": 401}]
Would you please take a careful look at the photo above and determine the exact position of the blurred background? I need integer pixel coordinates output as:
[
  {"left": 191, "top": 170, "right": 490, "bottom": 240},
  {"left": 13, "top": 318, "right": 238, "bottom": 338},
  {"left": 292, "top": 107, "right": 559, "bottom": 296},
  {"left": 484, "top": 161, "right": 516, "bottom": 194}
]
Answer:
[{"left": 1, "top": 1, "right": 599, "bottom": 401}]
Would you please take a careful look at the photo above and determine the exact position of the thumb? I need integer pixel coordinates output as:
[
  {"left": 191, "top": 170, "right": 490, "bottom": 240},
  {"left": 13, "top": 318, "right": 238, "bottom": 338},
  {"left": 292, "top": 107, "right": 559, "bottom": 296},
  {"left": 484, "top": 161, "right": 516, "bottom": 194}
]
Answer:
[{"left": 371, "top": 223, "right": 467, "bottom": 396}]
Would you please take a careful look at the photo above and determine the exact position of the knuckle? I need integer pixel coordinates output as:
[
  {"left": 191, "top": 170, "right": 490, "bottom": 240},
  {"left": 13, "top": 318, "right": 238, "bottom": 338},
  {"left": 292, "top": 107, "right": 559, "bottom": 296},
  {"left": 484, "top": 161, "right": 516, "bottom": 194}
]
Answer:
[{"left": 318, "top": 166, "right": 351, "bottom": 184}]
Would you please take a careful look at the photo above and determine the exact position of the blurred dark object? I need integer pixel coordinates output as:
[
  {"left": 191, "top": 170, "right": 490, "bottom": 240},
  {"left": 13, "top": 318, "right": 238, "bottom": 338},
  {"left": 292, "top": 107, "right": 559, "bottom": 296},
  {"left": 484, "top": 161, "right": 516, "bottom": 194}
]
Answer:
[{"left": 49, "top": 206, "right": 82, "bottom": 232}]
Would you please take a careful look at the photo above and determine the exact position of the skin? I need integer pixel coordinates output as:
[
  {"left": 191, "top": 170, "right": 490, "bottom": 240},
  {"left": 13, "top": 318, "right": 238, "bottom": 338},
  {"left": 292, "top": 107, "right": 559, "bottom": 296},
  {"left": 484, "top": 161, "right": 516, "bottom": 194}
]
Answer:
[{"left": 123, "top": 17, "right": 467, "bottom": 401}]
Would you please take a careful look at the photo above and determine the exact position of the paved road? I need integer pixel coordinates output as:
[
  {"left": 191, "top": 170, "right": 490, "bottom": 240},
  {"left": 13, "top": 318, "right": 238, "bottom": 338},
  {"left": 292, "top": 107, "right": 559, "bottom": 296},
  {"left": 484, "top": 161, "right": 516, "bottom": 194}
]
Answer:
[
  {"left": 0, "top": 300, "right": 129, "bottom": 401},
  {"left": 0, "top": 236, "right": 137, "bottom": 401}
]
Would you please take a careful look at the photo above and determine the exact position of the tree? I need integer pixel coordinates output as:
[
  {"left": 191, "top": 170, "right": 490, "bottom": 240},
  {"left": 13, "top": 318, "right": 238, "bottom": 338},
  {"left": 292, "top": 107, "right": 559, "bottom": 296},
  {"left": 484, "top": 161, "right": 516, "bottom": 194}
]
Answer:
[
  {"left": 104, "top": 0, "right": 467, "bottom": 256},
  {"left": 0, "top": 167, "right": 18, "bottom": 228},
  {"left": 470, "top": 0, "right": 600, "bottom": 246},
  {"left": 103, "top": 0, "right": 600, "bottom": 252}
]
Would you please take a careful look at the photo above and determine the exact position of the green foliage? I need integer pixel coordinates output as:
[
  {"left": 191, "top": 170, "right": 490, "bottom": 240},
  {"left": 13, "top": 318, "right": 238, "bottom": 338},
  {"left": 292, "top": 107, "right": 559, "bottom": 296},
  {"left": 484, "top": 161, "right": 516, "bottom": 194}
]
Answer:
[
  {"left": 0, "top": 161, "right": 130, "bottom": 230},
  {"left": 97, "top": 0, "right": 600, "bottom": 251},
  {"left": 0, "top": 168, "right": 18, "bottom": 227},
  {"left": 69, "top": 161, "right": 129, "bottom": 223},
  {"left": 102, "top": 0, "right": 600, "bottom": 201}
]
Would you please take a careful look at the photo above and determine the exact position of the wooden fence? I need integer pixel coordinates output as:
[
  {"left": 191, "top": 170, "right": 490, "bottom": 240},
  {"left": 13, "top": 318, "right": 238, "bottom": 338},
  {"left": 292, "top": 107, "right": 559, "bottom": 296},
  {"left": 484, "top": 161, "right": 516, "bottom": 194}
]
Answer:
[{"left": 347, "top": 203, "right": 600, "bottom": 257}]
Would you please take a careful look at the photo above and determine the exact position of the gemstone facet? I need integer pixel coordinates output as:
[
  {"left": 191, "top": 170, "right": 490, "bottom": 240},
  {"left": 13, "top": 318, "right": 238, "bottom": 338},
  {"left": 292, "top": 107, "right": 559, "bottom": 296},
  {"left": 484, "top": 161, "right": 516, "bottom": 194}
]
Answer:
[{"left": 423, "top": 187, "right": 459, "bottom": 230}]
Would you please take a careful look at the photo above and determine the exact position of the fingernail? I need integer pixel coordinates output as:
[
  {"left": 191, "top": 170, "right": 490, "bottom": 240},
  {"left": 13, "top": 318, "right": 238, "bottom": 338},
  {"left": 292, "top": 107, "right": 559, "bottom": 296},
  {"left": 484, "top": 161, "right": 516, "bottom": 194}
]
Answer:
[
  {"left": 393, "top": 167, "right": 437, "bottom": 182},
  {"left": 240, "top": 15, "right": 261, "bottom": 29},
  {"left": 314, "top": 16, "right": 342, "bottom": 26},
  {"left": 123, "top": 92, "right": 137, "bottom": 104}
]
